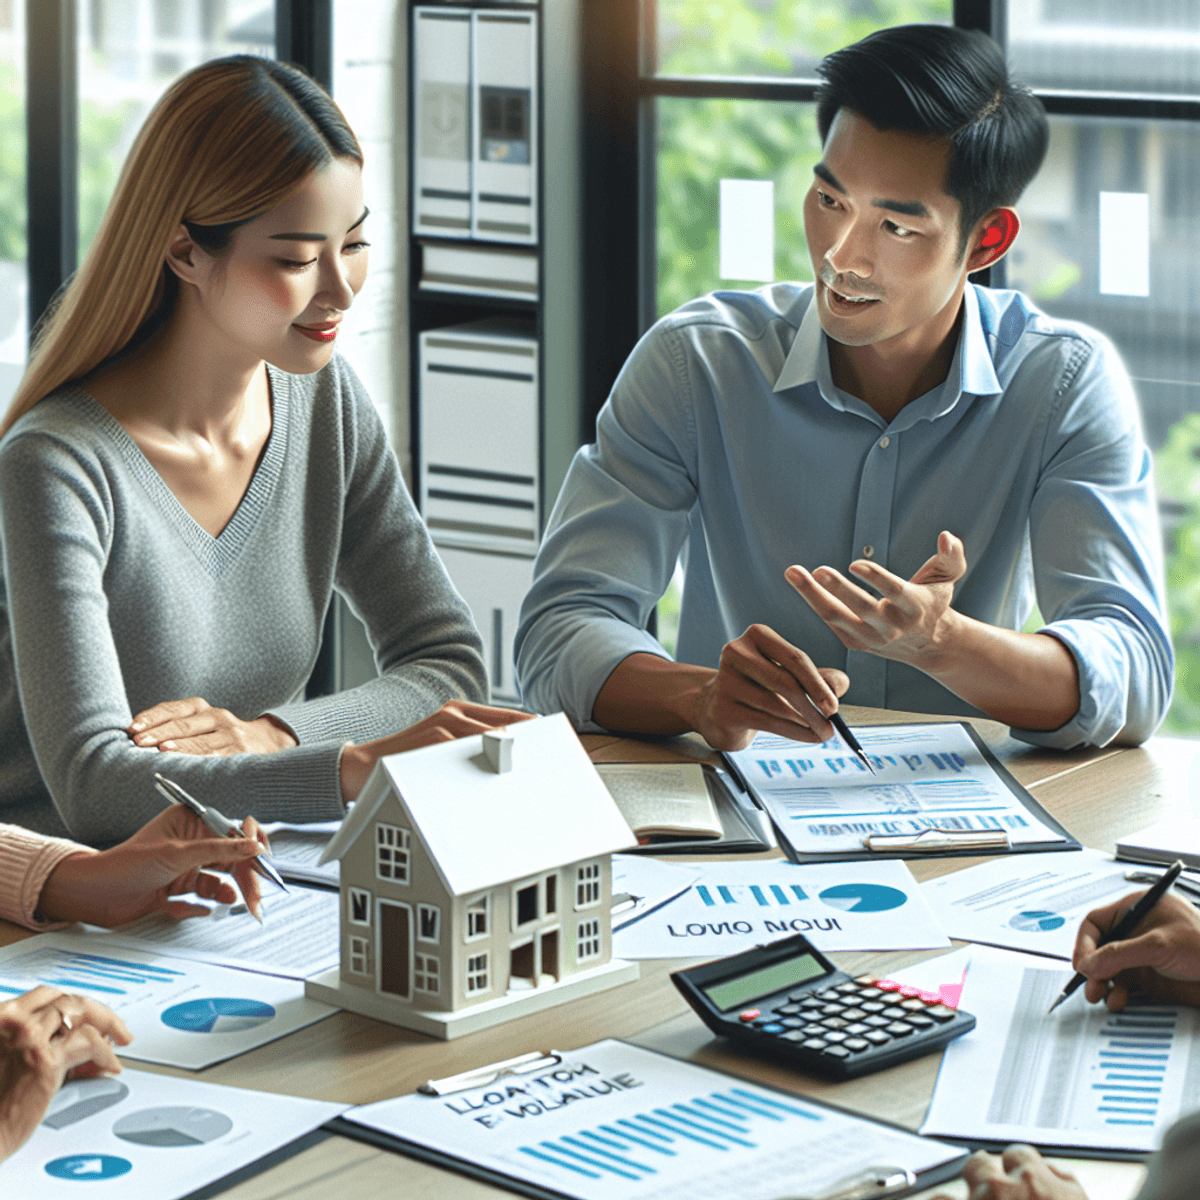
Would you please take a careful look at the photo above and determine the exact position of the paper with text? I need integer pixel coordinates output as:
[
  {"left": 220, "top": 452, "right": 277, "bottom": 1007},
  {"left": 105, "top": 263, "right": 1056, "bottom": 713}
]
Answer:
[
  {"left": 345, "top": 1039, "right": 962, "bottom": 1200},
  {"left": 727, "top": 724, "right": 1064, "bottom": 857}
]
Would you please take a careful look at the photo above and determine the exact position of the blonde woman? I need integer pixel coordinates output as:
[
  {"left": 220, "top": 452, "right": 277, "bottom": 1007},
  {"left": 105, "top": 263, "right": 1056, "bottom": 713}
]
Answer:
[{"left": 0, "top": 56, "right": 522, "bottom": 844}]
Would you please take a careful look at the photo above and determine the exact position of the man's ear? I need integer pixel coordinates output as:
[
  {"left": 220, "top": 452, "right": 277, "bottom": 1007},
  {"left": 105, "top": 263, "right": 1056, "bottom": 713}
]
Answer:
[
  {"left": 164, "top": 224, "right": 204, "bottom": 285},
  {"left": 967, "top": 208, "right": 1020, "bottom": 272}
]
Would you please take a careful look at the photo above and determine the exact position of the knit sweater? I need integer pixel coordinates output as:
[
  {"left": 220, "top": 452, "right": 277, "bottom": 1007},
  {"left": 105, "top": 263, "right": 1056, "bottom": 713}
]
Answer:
[
  {"left": 0, "top": 825, "right": 80, "bottom": 928},
  {"left": 0, "top": 355, "right": 486, "bottom": 843}
]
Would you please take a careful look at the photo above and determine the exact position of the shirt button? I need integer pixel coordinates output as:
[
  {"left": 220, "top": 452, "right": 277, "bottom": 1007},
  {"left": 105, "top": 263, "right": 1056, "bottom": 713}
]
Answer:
[
  {"left": 862, "top": 545, "right": 875, "bottom": 558},
  {"left": 878, "top": 436, "right": 890, "bottom": 449}
]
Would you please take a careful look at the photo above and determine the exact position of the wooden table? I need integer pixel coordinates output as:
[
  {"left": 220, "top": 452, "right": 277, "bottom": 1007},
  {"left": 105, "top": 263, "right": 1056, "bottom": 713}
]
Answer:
[{"left": 10, "top": 708, "right": 1197, "bottom": 1199}]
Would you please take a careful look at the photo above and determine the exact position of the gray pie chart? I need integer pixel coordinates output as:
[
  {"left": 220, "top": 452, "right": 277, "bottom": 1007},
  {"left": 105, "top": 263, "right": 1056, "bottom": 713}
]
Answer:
[{"left": 112, "top": 1105, "right": 233, "bottom": 1147}]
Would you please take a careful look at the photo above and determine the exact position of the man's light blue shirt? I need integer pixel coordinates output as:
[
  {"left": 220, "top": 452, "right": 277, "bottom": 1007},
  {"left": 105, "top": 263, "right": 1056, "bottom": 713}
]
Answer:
[{"left": 515, "top": 283, "right": 1173, "bottom": 748}]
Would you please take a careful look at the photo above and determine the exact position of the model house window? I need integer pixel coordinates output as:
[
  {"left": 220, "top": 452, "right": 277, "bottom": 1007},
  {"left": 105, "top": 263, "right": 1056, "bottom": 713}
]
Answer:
[
  {"left": 375, "top": 823, "right": 411, "bottom": 883},
  {"left": 349, "top": 935, "right": 370, "bottom": 976},
  {"left": 467, "top": 952, "right": 490, "bottom": 994},
  {"left": 576, "top": 918, "right": 601, "bottom": 963},
  {"left": 545, "top": 874, "right": 557, "bottom": 914},
  {"left": 466, "top": 895, "right": 490, "bottom": 940},
  {"left": 418, "top": 904, "right": 441, "bottom": 944},
  {"left": 349, "top": 888, "right": 371, "bottom": 926},
  {"left": 515, "top": 882, "right": 539, "bottom": 927},
  {"left": 575, "top": 862, "right": 601, "bottom": 909},
  {"left": 414, "top": 953, "right": 440, "bottom": 995}
]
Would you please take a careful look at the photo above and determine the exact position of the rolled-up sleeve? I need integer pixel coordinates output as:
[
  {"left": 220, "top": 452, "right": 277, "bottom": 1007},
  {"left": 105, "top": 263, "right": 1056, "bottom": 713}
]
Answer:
[
  {"left": 1013, "top": 334, "right": 1173, "bottom": 749},
  {"left": 515, "top": 324, "right": 698, "bottom": 728}
]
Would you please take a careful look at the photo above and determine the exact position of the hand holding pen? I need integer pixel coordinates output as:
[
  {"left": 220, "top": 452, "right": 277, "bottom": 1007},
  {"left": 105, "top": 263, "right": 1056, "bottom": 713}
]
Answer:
[{"left": 154, "top": 774, "right": 287, "bottom": 923}]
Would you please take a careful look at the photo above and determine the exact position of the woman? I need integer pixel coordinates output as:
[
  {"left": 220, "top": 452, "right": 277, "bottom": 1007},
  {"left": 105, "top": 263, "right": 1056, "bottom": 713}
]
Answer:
[
  {"left": 0, "top": 55, "right": 523, "bottom": 844},
  {"left": 0, "top": 805, "right": 267, "bottom": 1162}
]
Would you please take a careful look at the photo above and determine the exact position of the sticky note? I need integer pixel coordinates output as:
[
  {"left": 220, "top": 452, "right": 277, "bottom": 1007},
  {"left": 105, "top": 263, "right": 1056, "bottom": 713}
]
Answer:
[
  {"left": 719, "top": 179, "right": 775, "bottom": 282},
  {"left": 1099, "top": 191, "right": 1150, "bottom": 297}
]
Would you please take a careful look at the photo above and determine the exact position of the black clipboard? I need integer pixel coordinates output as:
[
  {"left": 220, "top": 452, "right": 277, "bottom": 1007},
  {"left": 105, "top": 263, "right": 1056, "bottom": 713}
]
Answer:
[
  {"left": 724, "top": 722, "right": 1081, "bottom": 865},
  {"left": 323, "top": 1039, "right": 970, "bottom": 1200},
  {"left": 927, "top": 1133, "right": 1149, "bottom": 1163}
]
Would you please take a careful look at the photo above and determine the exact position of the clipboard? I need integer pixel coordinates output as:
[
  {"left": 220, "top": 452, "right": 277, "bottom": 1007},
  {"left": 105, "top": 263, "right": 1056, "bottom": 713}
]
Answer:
[
  {"left": 324, "top": 1039, "right": 970, "bottom": 1200},
  {"left": 724, "top": 723, "right": 1081, "bottom": 866}
]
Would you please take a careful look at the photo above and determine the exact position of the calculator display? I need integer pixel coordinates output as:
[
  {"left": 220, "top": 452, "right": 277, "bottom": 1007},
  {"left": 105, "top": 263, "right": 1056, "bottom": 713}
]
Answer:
[{"left": 702, "top": 954, "right": 830, "bottom": 1012}]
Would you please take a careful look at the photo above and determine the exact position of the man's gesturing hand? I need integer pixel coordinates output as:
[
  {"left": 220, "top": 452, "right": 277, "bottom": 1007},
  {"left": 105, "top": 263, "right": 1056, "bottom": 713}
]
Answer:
[
  {"left": 687, "top": 624, "right": 849, "bottom": 752},
  {"left": 931, "top": 1147, "right": 1088, "bottom": 1200},
  {"left": 787, "top": 531, "right": 967, "bottom": 668}
]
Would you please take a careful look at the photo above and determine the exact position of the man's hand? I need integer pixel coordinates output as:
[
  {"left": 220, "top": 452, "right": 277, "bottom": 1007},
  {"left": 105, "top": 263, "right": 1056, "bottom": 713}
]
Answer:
[
  {"left": 0, "top": 986, "right": 131, "bottom": 1162},
  {"left": 339, "top": 700, "right": 537, "bottom": 804},
  {"left": 932, "top": 1147, "right": 1088, "bottom": 1200},
  {"left": 38, "top": 805, "right": 267, "bottom": 926},
  {"left": 786, "top": 530, "right": 966, "bottom": 668},
  {"left": 128, "top": 698, "right": 298, "bottom": 756},
  {"left": 685, "top": 625, "right": 849, "bottom": 752},
  {"left": 1073, "top": 891, "right": 1200, "bottom": 1012}
]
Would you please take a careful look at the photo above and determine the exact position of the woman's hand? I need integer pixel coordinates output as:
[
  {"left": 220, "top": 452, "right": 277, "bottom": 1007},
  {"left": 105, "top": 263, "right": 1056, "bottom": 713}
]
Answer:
[
  {"left": 1073, "top": 891, "right": 1200, "bottom": 1011},
  {"left": 0, "top": 986, "right": 131, "bottom": 1162},
  {"left": 128, "top": 698, "right": 298, "bottom": 755},
  {"left": 932, "top": 1147, "right": 1088, "bottom": 1200},
  {"left": 38, "top": 804, "right": 267, "bottom": 926},
  {"left": 339, "top": 700, "right": 537, "bottom": 804}
]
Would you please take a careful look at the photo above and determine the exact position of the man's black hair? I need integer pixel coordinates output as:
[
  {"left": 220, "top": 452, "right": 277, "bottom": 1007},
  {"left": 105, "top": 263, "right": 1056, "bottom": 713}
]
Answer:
[{"left": 815, "top": 25, "right": 1048, "bottom": 257}]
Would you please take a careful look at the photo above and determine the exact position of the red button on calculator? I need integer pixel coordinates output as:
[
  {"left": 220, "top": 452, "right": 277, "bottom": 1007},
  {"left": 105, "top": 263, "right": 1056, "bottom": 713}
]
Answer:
[{"left": 739, "top": 1009, "right": 760, "bottom": 1022}]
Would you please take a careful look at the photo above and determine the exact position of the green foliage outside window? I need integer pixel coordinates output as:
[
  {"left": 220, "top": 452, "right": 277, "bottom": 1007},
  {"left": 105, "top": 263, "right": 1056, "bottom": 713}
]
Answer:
[{"left": 0, "top": 63, "right": 23, "bottom": 265}]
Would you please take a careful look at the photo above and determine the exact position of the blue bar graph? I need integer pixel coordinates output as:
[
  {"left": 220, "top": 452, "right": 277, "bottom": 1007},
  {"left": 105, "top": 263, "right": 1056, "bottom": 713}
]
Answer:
[
  {"left": 1095, "top": 1010, "right": 1176, "bottom": 1127},
  {"left": 518, "top": 1088, "right": 822, "bottom": 1182},
  {"left": 0, "top": 948, "right": 184, "bottom": 1000}
]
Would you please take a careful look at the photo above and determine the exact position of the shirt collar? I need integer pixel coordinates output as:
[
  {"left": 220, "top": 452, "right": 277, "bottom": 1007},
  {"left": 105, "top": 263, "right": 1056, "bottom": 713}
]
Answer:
[{"left": 772, "top": 283, "right": 1003, "bottom": 426}]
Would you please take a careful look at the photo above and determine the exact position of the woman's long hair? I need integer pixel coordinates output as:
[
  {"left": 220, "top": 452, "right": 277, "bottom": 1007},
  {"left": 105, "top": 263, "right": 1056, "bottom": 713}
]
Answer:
[{"left": 2, "top": 55, "right": 361, "bottom": 437}]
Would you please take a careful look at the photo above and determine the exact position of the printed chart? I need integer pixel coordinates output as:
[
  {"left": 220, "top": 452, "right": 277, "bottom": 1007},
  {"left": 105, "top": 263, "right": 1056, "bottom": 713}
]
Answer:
[
  {"left": 727, "top": 724, "right": 1065, "bottom": 856},
  {"left": 613, "top": 859, "right": 948, "bottom": 959},
  {"left": 923, "top": 948, "right": 1200, "bottom": 1153},
  {"left": 0, "top": 931, "right": 333, "bottom": 1068},
  {"left": 345, "top": 1039, "right": 963, "bottom": 1200}
]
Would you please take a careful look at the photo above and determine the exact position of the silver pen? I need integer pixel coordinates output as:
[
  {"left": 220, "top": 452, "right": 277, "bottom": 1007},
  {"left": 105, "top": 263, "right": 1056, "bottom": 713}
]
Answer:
[
  {"left": 778, "top": 1166, "right": 917, "bottom": 1200},
  {"left": 153, "top": 773, "right": 288, "bottom": 899}
]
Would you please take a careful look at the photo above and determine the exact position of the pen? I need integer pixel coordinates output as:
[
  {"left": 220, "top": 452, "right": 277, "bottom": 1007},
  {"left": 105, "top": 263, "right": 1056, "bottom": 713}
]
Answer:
[
  {"left": 1047, "top": 858, "right": 1184, "bottom": 1014},
  {"left": 778, "top": 1166, "right": 917, "bottom": 1200},
  {"left": 153, "top": 773, "right": 288, "bottom": 909},
  {"left": 829, "top": 711, "right": 875, "bottom": 774}
]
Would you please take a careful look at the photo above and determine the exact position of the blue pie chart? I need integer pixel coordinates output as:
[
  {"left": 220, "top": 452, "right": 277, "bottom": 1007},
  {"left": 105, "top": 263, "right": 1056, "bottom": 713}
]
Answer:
[
  {"left": 818, "top": 883, "right": 908, "bottom": 913},
  {"left": 161, "top": 997, "right": 275, "bottom": 1034},
  {"left": 45, "top": 1154, "right": 132, "bottom": 1181},
  {"left": 1010, "top": 910, "right": 1066, "bottom": 933}
]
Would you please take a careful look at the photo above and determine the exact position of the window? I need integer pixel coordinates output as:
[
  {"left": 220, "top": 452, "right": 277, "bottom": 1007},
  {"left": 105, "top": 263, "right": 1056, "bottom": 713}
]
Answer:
[
  {"left": 515, "top": 882, "right": 539, "bottom": 927},
  {"left": 349, "top": 887, "right": 371, "bottom": 926},
  {"left": 545, "top": 874, "right": 557, "bottom": 914},
  {"left": 575, "top": 862, "right": 601, "bottom": 909},
  {"left": 418, "top": 903, "right": 441, "bottom": 944},
  {"left": 0, "top": 1, "right": 25, "bottom": 409},
  {"left": 576, "top": 918, "right": 601, "bottom": 963},
  {"left": 376, "top": 823, "right": 411, "bottom": 883},
  {"left": 414, "top": 952, "right": 440, "bottom": 995},
  {"left": 466, "top": 951, "right": 489, "bottom": 994},
  {"left": 466, "top": 895, "right": 490, "bottom": 940},
  {"left": 349, "top": 935, "right": 370, "bottom": 976}
]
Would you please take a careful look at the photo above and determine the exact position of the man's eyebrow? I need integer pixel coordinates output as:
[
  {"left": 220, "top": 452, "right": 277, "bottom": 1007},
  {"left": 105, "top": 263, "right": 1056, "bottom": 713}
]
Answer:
[
  {"left": 268, "top": 207, "right": 371, "bottom": 241},
  {"left": 813, "top": 162, "right": 843, "bottom": 191},
  {"left": 872, "top": 197, "right": 930, "bottom": 219}
]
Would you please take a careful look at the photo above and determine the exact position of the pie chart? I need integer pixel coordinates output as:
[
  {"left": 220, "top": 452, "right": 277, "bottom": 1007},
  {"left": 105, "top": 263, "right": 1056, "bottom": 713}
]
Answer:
[
  {"left": 161, "top": 997, "right": 276, "bottom": 1034},
  {"left": 112, "top": 1106, "right": 233, "bottom": 1148},
  {"left": 818, "top": 883, "right": 908, "bottom": 913},
  {"left": 1010, "top": 910, "right": 1066, "bottom": 933}
]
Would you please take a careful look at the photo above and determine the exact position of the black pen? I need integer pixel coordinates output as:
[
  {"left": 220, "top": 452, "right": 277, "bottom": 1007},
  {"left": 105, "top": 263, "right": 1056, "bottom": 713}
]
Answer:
[
  {"left": 829, "top": 711, "right": 875, "bottom": 775},
  {"left": 1047, "top": 858, "right": 1184, "bottom": 1014}
]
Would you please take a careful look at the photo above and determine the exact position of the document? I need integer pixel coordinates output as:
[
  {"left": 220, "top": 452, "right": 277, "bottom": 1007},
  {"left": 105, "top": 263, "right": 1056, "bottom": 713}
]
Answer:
[
  {"left": 612, "top": 859, "right": 949, "bottom": 959},
  {"left": 922, "top": 947, "right": 1200, "bottom": 1154},
  {"left": 94, "top": 884, "right": 340, "bottom": 980},
  {"left": 0, "top": 930, "right": 335, "bottom": 1069},
  {"left": 261, "top": 819, "right": 341, "bottom": 887},
  {"left": 610, "top": 854, "right": 701, "bottom": 932},
  {"left": 3, "top": 1064, "right": 345, "bottom": 1199},
  {"left": 726, "top": 723, "right": 1071, "bottom": 859},
  {"left": 921, "top": 848, "right": 1137, "bottom": 959},
  {"left": 340, "top": 1039, "right": 964, "bottom": 1200}
]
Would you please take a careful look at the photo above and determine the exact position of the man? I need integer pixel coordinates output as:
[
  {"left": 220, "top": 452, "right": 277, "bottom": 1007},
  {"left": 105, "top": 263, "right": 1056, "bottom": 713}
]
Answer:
[
  {"left": 934, "top": 891, "right": 1200, "bottom": 1200},
  {"left": 515, "top": 24, "right": 1171, "bottom": 751}
]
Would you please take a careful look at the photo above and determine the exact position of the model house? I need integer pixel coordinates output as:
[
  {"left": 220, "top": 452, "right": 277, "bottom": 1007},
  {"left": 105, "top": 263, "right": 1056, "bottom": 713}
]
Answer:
[{"left": 305, "top": 713, "right": 640, "bottom": 1038}]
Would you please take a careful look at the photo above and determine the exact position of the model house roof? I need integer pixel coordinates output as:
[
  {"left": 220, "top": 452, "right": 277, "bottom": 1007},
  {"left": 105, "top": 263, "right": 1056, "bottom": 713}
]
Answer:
[{"left": 319, "top": 713, "right": 637, "bottom": 897}]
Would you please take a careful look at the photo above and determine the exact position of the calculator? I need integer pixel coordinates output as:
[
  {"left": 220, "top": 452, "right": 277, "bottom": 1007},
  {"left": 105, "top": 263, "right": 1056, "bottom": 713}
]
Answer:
[{"left": 670, "top": 932, "right": 976, "bottom": 1080}]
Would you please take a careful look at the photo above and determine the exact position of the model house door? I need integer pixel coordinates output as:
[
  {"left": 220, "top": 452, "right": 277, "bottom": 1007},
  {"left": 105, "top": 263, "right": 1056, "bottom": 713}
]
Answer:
[{"left": 378, "top": 900, "right": 412, "bottom": 999}]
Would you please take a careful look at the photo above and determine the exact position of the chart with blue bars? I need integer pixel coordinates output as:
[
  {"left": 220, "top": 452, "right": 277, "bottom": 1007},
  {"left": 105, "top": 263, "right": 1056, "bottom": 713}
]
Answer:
[
  {"left": 1094, "top": 1008, "right": 1176, "bottom": 1127},
  {"left": 517, "top": 1086, "right": 820, "bottom": 1184},
  {"left": 0, "top": 946, "right": 184, "bottom": 1003}
]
